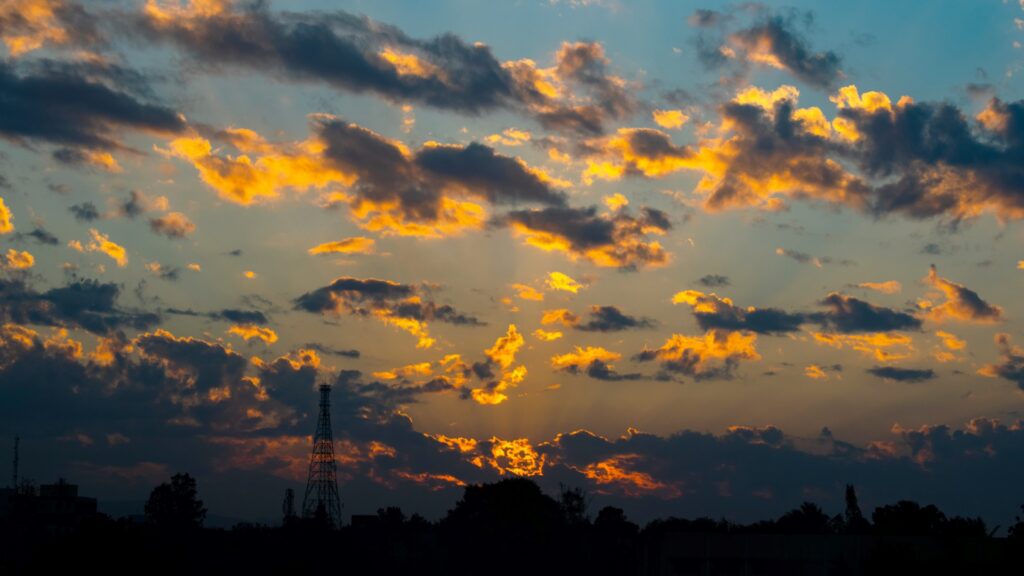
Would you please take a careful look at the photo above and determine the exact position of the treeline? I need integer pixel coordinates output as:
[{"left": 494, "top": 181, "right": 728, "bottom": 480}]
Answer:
[{"left": 3, "top": 475, "right": 1023, "bottom": 575}]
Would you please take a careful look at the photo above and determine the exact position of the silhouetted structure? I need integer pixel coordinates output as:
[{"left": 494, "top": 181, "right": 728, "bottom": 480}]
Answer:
[
  {"left": 302, "top": 384, "right": 341, "bottom": 527},
  {"left": 0, "top": 478, "right": 97, "bottom": 534},
  {"left": 10, "top": 436, "right": 17, "bottom": 489}
]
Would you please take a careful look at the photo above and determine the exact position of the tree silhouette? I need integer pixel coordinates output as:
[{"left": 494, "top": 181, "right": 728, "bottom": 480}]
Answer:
[
  {"left": 844, "top": 484, "right": 871, "bottom": 533},
  {"left": 144, "top": 472, "right": 207, "bottom": 530}
]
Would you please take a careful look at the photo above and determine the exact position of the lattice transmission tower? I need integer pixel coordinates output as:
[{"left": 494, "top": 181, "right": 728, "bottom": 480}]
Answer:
[{"left": 302, "top": 384, "right": 342, "bottom": 527}]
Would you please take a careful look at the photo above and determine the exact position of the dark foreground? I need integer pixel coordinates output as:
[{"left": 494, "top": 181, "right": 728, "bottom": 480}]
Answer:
[{"left": 3, "top": 477, "right": 1023, "bottom": 575}]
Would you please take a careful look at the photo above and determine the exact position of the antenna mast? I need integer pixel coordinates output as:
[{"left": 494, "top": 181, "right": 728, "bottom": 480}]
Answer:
[{"left": 302, "top": 385, "right": 342, "bottom": 527}]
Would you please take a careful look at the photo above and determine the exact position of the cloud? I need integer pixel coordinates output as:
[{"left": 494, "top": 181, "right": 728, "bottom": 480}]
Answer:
[
  {"left": 84, "top": 228, "right": 127, "bottom": 266},
  {"left": 0, "top": 277, "right": 159, "bottom": 334},
  {"left": 227, "top": 324, "right": 278, "bottom": 345},
  {"left": 866, "top": 366, "right": 936, "bottom": 383},
  {"left": 14, "top": 226, "right": 59, "bottom": 245},
  {"left": 550, "top": 346, "right": 642, "bottom": 381},
  {"left": 533, "top": 329, "right": 563, "bottom": 342},
  {"left": 652, "top": 109, "right": 688, "bottom": 130},
  {"left": 69, "top": 202, "right": 101, "bottom": 222},
  {"left": 510, "top": 283, "right": 544, "bottom": 301},
  {"left": 812, "top": 331, "right": 914, "bottom": 362},
  {"left": 540, "top": 305, "right": 652, "bottom": 332},
  {"left": 815, "top": 292, "right": 922, "bottom": 333},
  {"left": 0, "top": 0, "right": 102, "bottom": 57},
  {"left": 921, "top": 265, "right": 1002, "bottom": 323},
  {"left": 727, "top": 12, "right": 844, "bottom": 89},
  {"left": 0, "top": 196, "right": 13, "bottom": 233},
  {"left": 857, "top": 280, "right": 902, "bottom": 294},
  {"left": 164, "top": 117, "right": 565, "bottom": 238},
  {"left": 545, "top": 271, "right": 584, "bottom": 293},
  {"left": 502, "top": 205, "right": 671, "bottom": 270},
  {"left": 978, "top": 333, "right": 1024, "bottom": 390},
  {"left": 467, "top": 325, "right": 528, "bottom": 405},
  {"left": 0, "top": 58, "right": 185, "bottom": 156},
  {"left": 3, "top": 248, "right": 34, "bottom": 270},
  {"left": 675, "top": 289, "right": 921, "bottom": 337},
  {"left": 301, "top": 342, "right": 360, "bottom": 359},
  {"left": 136, "top": 4, "right": 635, "bottom": 134},
  {"left": 166, "top": 307, "right": 270, "bottom": 326},
  {"left": 635, "top": 329, "right": 760, "bottom": 380},
  {"left": 672, "top": 290, "right": 808, "bottom": 335},
  {"left": 308, "top": 237, "right": 376, "bottom": 255},
  {"left": 804, "top": 364, "right": 842, "bottom": 380},
  {"left": 144, "top": 262, "right": 179, "bottom": 281},
  {"left": 294, "top": 277, "right": 483, "bottom": 348},
  {"left": 575, "top": 305, "right": 654, "bottom": 332},
  {"left": 149, "top": 211, "right": 195, "bottom": 239},
  {"left": 697, "top": 274, "right": 730, "bottom": 288}
]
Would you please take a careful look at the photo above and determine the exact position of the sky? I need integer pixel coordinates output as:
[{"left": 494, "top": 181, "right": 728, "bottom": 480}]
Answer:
[{"left": 1, "top": 0, "right": 1024, "bottom": 528}]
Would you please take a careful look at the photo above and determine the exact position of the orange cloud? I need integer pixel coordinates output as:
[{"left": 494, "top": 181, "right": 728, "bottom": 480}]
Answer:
[
  {"left": 541, "top": 308, "right": 579, "bottom": 327},
  {"left": 546, "top": 271, "right": 584, "bottom": 293},
  {"left": 485, "top": 324, "right": 524, "bottom": 370},
  {"left": 487, "top": 437, "right": 545, "bottom": 476},
  {"left": 638, "top": 329, "right": 760, "bottom": 378},
  {"left": 1, "top": 0, "right": 71, "bottom": 56},
  {"left": 159, "top": 129, "right": 354, "bottom": 205},
  {"left": 533, "top": 329, "right": 564, "bottom": 342},
  {"left": 921, "top": 265, "right": 1002, "bottom": 323},
  {"left": 805, "top": 364, "right": 828, "bottom": 380},
  {"left": 86, "top": 229, "right": 128, "bottom": 267},
  {"left": 577, "top": 454, "right": 681, "bottom": 498},
  {"left": 3, "top": 248, "right": 34, "bottom": 270},
  {"left": 486, "top": 128, "right": 532, "bottom": 146},
  {"left": 652, "top": 109, "right": 689, "bottom": 130},
  {"left": 510, "top": 283, "right": 545, "bottom": 301},
  {"left": 373, "top": 361, "right": 434, "bottom": 381},
  {"left": 228, "top": 324, "right": 278, "bottom": 344},
  {"left": 857, "top": 280, "right": 902, "bottom": 295},
  {"left": 0, "top": 197, "right": 13, "bottom": 233},
  {"left": 308, "top": 236, "right": 376, "bottom": 255},
  {"left": 550, "top": 346, "right": 621, "bottom": 371},
  {"left": 812, "top": 331, "right": 914, "bottom": 362}
]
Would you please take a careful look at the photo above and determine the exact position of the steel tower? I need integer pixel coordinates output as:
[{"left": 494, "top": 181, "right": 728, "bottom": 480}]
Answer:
[{"left": 302, "top": 384, "right": 342, "bottom": 526}]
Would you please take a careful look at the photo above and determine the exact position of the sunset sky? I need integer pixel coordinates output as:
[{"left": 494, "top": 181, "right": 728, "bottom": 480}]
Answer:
[{"left": 1, "top": 0, "right": 1024, "bottom": 527}]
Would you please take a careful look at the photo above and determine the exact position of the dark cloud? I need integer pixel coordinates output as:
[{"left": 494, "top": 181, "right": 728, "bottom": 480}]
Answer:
[
  {"left": 311, "top": 117, "right": 565, "bottom": 229},
  {"left": 0, "top": 278, "right": 159, "bottom": 334},
  {"left": 815, "top": 293, "right": 922, "bottom": 333},
  {"left": 302, "top": 343, "right": 361, "bottom": 359},
  {"left": 981, "top": 334, "right": 1024, "bottom": 390},
  {"left": 678, "top": 291, "right": 808, "bottom": 335},
  {"left": 575, "top": 305, "right": 654, "bottom": 332},
  {"left": 69, "top": 202, "right": 101, "bottom": 222},
  {"left": 697, "top": 274, "right": 730, "bottom": 287},
  {"left": 0, "top": 59, "right": 185, "bottom": 152},
  {"left": 166, "top": 308, "right": 269, "bottom": 325},
  {"left": 580, "top": 359, "right": 643, "bottom": 381},
  {"left": 677, "top": 291, "right": 920, "bottom": 335},
  {"left": 730, "top": 13, "right": 843, "bottom": 89},
  {"left": 500, "top": 205, "right": 671, "bottom": 270},
  {"left": 130, "top": 4, "right": 633, "bottom": 134},
  {"left": 414, "top": 143, "right": 567, "bottom": 206},
  {"left": 294, "top": 276, "right": 483, "bottom": 346},
  {"left": 14, "top": 227, "right": 59, "bottom": 245},
  {"left": 866, "top": 366, "right": 937, "bottom": 383}
]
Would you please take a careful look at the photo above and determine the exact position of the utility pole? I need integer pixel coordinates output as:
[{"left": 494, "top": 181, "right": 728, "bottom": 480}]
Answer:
[{"left": 11, "top": 435, "right": 18, "bottom": 490}]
